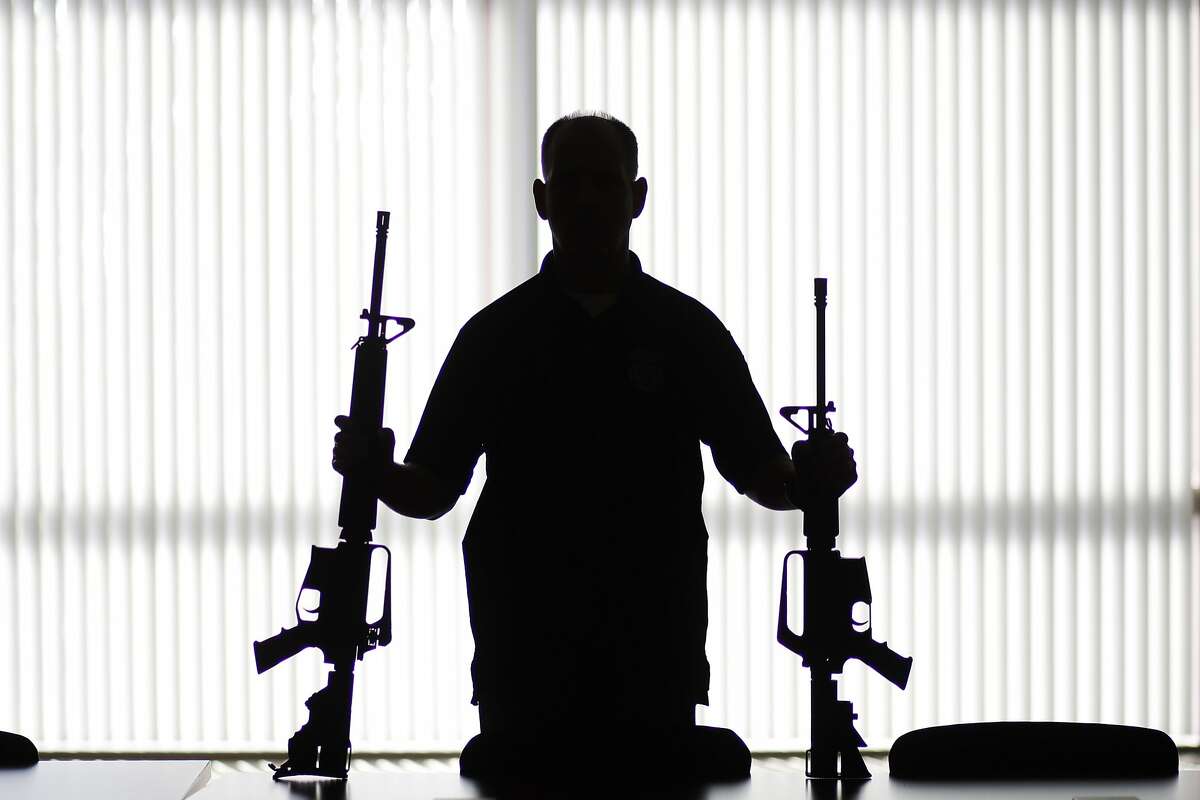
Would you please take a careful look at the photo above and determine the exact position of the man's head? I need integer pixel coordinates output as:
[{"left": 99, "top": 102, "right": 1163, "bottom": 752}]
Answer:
[{"left": 533, "top": 111, "right": 648, "bottom": 261}]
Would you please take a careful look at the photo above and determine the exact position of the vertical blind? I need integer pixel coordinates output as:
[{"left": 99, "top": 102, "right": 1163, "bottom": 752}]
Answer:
[{"left": 1, "top": 0, "right": 1196, "bottom": 753}]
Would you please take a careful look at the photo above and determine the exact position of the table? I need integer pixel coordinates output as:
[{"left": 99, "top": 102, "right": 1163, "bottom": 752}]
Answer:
[
  {"left": 0, "top": 759, "right": 211, "bottom": 800},
  {"left": 190, "top": 765, "right": 1200, "bottom": 800}
]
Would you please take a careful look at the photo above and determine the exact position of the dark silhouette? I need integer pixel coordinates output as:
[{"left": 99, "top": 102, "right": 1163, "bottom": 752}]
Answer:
[
  {"left": 776, "top": 278, "right": 911, "bottom": 780},
  {"left": 332, "top": 111, "right": 856, "bottom": 787},
  {"left": 470, "top": 770, "right": 710, "bottom": 800},
  {"left": 254, "top": 212, "right": 412, "bottom": 781},
  {"left": 0, "top": 730, "right": 37, "bottom": 768},
  {"left": 889, "top": 722, "right": 1179, "bottom": 779}
]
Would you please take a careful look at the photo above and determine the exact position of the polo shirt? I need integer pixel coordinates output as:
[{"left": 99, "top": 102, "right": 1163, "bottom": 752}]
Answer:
[{"left": 404, "top": 249, "right": 787, "bottom": 719}]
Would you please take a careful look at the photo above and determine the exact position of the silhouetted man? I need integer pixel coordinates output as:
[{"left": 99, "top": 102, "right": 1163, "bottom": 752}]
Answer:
[{"left": 332, "top": 111, "right": 856, "bottom": 786}]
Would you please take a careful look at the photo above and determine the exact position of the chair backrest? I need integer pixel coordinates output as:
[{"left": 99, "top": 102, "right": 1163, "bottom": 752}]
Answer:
[{"left": 888, "top": 722, "right": 1177, "bottom": 780}]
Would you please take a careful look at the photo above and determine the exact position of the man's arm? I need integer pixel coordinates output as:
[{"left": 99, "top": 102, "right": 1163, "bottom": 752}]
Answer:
[
  {"left": 744, "top": 452, "right": 801, "bottom": 511},
  {"left": 373, "top": 460, "right": 461, "bottom": 521},
  {"left": 399, "top": 319, "right": 486, "bottom": 508},
  {"left": 690, "top": 311, "right": 797, "bottom": 502}
]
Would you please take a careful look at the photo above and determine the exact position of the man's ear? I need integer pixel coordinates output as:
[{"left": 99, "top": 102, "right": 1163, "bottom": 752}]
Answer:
[
  {"left": 533, "top": 179, "right": 548, "bottom": 220},
  {"left": 632, "top": 177, "right": 648, "bottom": 218}
]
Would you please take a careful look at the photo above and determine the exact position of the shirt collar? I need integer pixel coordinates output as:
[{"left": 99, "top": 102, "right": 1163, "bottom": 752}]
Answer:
[{"left": 539, "top": 248, "right": 643, "bottom": 282}]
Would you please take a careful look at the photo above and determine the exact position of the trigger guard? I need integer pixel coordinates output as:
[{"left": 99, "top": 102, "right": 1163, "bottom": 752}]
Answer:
[{"left": 296, "top": 587, "right": 322, "bottom": 618}]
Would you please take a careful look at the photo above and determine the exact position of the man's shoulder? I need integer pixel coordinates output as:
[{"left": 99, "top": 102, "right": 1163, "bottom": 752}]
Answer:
[
  {"left": 460, "top": 273, "right": 546, "bottom": 338},
  {"left": 635, "top": 272, "right": 727, "bottom": 334}
]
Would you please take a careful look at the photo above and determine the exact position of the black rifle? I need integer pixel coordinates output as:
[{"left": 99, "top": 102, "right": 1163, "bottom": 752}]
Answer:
[
  {"left": 253, "top": 211, "right": 414, "bottom": 780},
  {"left": 777, "top": 277, "right": 913, "bottom": 780}
]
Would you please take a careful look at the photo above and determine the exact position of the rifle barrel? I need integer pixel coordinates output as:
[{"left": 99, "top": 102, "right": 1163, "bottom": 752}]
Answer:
[
  {"left": 367, "top": 211, "right": 391, "bottom": 339},
  {"left": 814, "top": 277, "right": 827, "bottom": 431}
]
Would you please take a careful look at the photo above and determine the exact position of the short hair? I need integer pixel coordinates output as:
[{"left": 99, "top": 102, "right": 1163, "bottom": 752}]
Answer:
[{"left": 541, "top": 110, "right": 639, "bottom": 181}]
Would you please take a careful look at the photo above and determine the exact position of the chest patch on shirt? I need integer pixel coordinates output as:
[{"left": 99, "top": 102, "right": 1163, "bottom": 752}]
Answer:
[{"left": 628, "top": 346, "right": 666, "bottom": 393}]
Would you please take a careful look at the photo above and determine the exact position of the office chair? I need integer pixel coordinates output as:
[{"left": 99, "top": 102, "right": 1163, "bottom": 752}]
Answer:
[
  {"left": 889, "top": 722, "right": 1177, "bottom": 779},
  {"left": 0, "top": 730, "right": 38, "bottom": 767}
]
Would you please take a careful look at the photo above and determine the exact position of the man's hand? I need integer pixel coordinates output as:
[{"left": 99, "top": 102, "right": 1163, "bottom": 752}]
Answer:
[
  {"left": 332, "top": 415, "right": 396, "bottom": 478},
  {"left": 331, "top": 416, "right": 462, "bottom": 519},
  {"left": 787, "top": 431, "right": 858, "bottom": 511}
]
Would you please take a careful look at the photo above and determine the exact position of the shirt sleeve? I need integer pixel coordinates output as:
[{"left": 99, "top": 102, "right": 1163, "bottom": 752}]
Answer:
[
  {"left": 692, "top": 312, "right": 788, "bottom": 495},
  {"left": 403, "top": 321, "right": 486, "bottom": 496}
]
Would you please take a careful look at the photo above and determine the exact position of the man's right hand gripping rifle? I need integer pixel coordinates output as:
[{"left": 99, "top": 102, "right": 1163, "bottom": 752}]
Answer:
[{"left": 331, "top": 417, "right": 459, "bottom": 522}]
